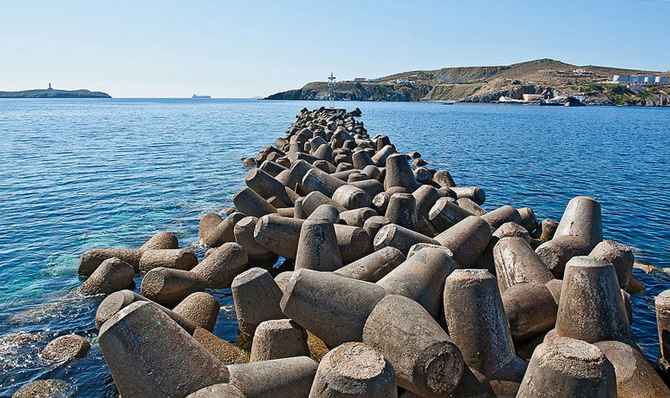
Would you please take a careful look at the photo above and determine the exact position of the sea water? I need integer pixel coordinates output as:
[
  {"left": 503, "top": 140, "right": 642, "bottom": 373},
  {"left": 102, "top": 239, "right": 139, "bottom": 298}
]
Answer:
[{"left": 0, "top": 98, "right": 668, "bottom": 396}]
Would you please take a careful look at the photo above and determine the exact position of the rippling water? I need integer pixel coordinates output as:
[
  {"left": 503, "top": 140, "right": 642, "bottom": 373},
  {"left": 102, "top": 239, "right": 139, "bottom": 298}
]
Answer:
[{"left": 0, "top": 99, "right": 668, "bottom": 396}]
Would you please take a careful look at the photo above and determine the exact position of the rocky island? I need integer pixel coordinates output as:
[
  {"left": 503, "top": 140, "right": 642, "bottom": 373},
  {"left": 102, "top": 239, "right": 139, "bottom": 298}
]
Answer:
[
  {"left": 267, "top": 59, "right": 670, "bottom": 106},
  {"left": 0, "top": 84, "right": 111, "bottom": 99}
]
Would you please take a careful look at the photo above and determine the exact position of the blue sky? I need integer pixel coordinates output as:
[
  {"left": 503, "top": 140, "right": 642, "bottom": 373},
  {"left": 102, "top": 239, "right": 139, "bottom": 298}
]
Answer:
[{"left": 1, "top": 0, "right": 669, "bottom": 97}]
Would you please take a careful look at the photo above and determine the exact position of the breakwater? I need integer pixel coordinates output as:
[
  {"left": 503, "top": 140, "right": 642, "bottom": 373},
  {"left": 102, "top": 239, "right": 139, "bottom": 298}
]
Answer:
[{"left": 6, "top": 104, "right": 670, "bottom": 397}]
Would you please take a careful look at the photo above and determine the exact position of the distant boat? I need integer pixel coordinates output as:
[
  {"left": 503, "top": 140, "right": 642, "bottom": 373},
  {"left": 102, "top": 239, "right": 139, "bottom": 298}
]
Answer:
[
  {"left": 442, "top": 101, "right": 455, "bottom": 105},
  {"left": 192, "top": 94, "right": 211, "bottom": 99}
]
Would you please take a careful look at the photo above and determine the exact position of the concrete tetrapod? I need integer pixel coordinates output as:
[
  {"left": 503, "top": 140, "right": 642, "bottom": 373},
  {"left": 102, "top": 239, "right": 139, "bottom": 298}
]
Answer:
[
  {"left": 250, "top": 319, "right": 309, "bottom": 362},
  {"left": 140, "top": 231, "right": 179, "bottom": 251},
  {"left": 535, "top": 235, "right": 593, "bottom": 279},
  {"left": 141, "top": 267, "right": 207, "bottom": 306},
  {"left": 428, "top": 197, "right": 473, "bottom": 233},
  {"left": 480, "top": 205, "right": 521, "bottom": 231},
  {"left": 295, "top": 220, "right": 343, "bottom": 272},
  {"left": 590, "top": 240, "right": 635, "bottom": 290},
  {"left": 227, "top": 356, "right": 318, "bottom": 398},
  {"left": 245, "top": 167, "right": 292, "bottom": 208},
  {"left": 233, "top": 216, "right": 277, "bottom": 267},
  {"left": 280, "top": 269, "right": 386, "bottom": 348},
  {"left": 203, "top": 212, "right": 247, "bottom": 248},
  {"left": 331, "top": 184, "right": 371, "bottom": 210},
  {"left": 385, "top": 193, "right": 418, "bottom": 231},
  {"left": 94, "top": 290, "right": 197, "bottom": 333},
  {"left": 79, "top": 257, "right": 135, "bottom": 296},
  {"left": 493, "top": 237, "right": 554, "bottom": 293},
  {"left": 594, "top": 340, "right": 670, "bottom": 397},
  {"left": 554, "top": 256, "right": 631, "bottom": 344},
  {"left": 309, "top": 342, "right": 397, "bottom": 398},
  {"left": 98, "top": 301, "right": 229, "bottom": 398},
  {"left": 656, "top": 289, "right": 670, "bottom": 367},
  {"left": 501, "top": 283, "right": 558, "bottom": 344},
  {"left": 434, "top": 216, "right": 492, "bottom": 268},
  {"left": 443, "top": 269, "right": 527, "bottom": 382},
  {"left": 190, "top": 242, "right": 249, "bottom": 288},
  {"left": 172, "top": 292, "right": 220, "bottom": 332},
  {"left": 363, "top": 294, "right": 464, "bottom": 398},
  {"left": 334, "top": 246, "right": 405, "bottom": 282},
  {"left": 553, "top": 195, "right": 603, "bottom": 247},
  {"left": 516, "top": 337, "right": 616, "bottom": 398},
  {"left": 139, "top": 249, "right": 199, "bottom": 272},
  {"left": 450, "top": 187, "right": 486, "bottom": 205},
  {"left": 187, "top": 384, "right": 247, "bottom": 398},
  {"left": 384, "top": 153, "right": 420, "bottom": 192},
  {"left": 333, "top": 224, "right": 373, "bottom": 264},
  {"left": 78, "top": 248, "right": 142, "bottom": 276},
  {"left": 376, "top": 247, "right": 455, "bottom": 319},
  {"left": 253, "top": 215, "right": 304, "bottom": 260},
  {"left": 233, "top": 187, "right": 278, "bottom": 218},
  {"left": 306, "top": 204, "right": 340, "bottom": 223},
  {"left": 231, "top": 268, "right": 284, "bottom": 340},
  {"left": 373, "top": 223, "right": 439, "bottom": 255}
]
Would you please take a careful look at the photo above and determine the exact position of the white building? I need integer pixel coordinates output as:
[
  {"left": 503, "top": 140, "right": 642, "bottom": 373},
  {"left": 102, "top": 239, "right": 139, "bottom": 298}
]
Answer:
[{"left": 612, "top": 75, "right": 669, "bottom": 85}]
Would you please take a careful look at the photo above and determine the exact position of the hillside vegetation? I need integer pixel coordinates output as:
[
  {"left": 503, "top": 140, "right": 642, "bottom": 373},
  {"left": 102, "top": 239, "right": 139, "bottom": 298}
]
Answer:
[{"left": 267, "top": 59, "right": 670, "bottom": 106}]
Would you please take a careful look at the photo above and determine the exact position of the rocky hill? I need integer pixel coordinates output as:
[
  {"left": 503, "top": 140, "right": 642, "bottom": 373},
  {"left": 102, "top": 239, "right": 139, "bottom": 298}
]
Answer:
[
  {"left": 266, "top": 59, "right": 670, "bottom": 106},
  {"left": 0, "top": 88, "right": 111, "bottom": 99}
]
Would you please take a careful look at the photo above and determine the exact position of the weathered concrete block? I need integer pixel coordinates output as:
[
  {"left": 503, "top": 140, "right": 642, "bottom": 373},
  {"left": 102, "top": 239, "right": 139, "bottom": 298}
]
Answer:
[
  {"left": 233, "top": 187, "right": 278, "bottom": 218},
  {"left": 555, "top": 256, "right": 631, "bottom": 343},
  {"left": 480, "top": 205, "right": 521, "bottom": 230},
  {"left": 377, "top": 247, "right": 454, "bottom": 319},
  {"left": 373, "top": 223, "right": 439, "bottom": 255},
  {"left": 517, "top": 207, "right": 539, "bottom": 233},
  {"left": 140, "top": 231, "right": 179, "bottom": 251},
  {"left": 306, "top": 204, "right": 339, "bottom": 223},
  {"left": 435, "top": 216, "right": 492, "bottom": 268},
  {"left": 450, "top": 187, "right": 486, "bottom": 205},
  {"left": 334, "top": 246, "right": 405, "bottom": 282},
  {"left": 280, "top": 269, "right": 385, "bottom": 348},
  {"left": 295, "top": 220, "right": 343, "bottom": 271},
  {"left": 494, "top": 237, "right": 554, "bottom": 292},
  {"left": 250, "top": 319, "right": 309, "bottom": 362},
  {"left": 502, "top": 283, "right": 558, "bottom": 344},
  {"left": 535, "top": 235, "right": 592, "bottom": 278},
  {"left": 517, "top": 337, "right": 616, "bottom": 398},
  {"left": 384, "top": 153, "right": 420, "bottom": 192},
  {"left": 245, "top": 168, "right": 292, "bottom": 207},
  {"left": 253, "top": 215, "right": 303, "bottom": 260},
  {"left": 595, "top": 340, "right": 670, "bottom": 397},
  {"left": 187, "top": 383, "right": 246, "bottom": 398},
  {"left": 98, "top": 301, "right": 229, "bottom": 398},
  {"left": 141, "top": 267, "right": 206, "bottom": 306},
  {"left": 228, "top": 356, "right": 318, "bottom": 398},
  {"left": 78, "top": 248, "right": 142, "bottom": 276},
  {"left": 333, "top": 224, "right": 373, "bottom": 264},
  {"left": 139, "top": 249, "right": 198, "bottom": 272},
  {"left": 173, "top": 292, "right": 220, "bottom": 332},
  {"left": 190, "top": 242, "right": 249, "bottom": 288},
  {"left": 363, "top": 295, "right": 464, "bottom": 397},
  {"left": 428, "top": 197, "right": 473, "bottom": 232},
  {"left": 385, "top": 193, "right": 417, "bottom": 231},
  {"left": 232, "top": 268, "right": 284, "bottom": 339},
  {"left": 332, "top": 184, "right": 371, "bottom": 210},
  {"left": 590, "top": 240, "right": 634, "bottom": 290},
  {"left": 309, "top": 342, "right": 397, "bottom": 398},
  {"left": 339, "top": 207, "right": 377, "bottom": 227},
  {"left": 554, "top": 196, "right": 603, "bottom": 248},
  {"left": 79, "top": 257, "right": 135, "bottom": 296},
  {"left": 203, "top": 212, "right": 247, "bottom": 247},
  {"left": 443, "top": 269, "right": 526, "bottom": 382},
  {"left": 95, "top": 290, "right": 197, "bottom": 333}
]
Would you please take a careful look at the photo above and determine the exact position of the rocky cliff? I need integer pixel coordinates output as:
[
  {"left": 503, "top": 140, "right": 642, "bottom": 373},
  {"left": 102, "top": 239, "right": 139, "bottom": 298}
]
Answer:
[{"left": 267, "top": 59, "right": 670, "bottom": 106}]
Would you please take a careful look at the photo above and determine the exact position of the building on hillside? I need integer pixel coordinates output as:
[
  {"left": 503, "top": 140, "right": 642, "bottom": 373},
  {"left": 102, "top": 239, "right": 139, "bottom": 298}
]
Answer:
[
  {"left": 612, "top": 75, "right": 668, "bottom": 85},
  {"left": 573, "top": 68, "right": 594, "bottom": 76},
  {"left": 353, "top": 78, "right": 367, "bottom": 82}
]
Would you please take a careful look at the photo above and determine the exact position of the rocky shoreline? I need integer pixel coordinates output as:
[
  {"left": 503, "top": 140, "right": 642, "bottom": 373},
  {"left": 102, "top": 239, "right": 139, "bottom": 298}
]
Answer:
[{"left": 18, "top": 107, "right": 670, "bottom": 397}]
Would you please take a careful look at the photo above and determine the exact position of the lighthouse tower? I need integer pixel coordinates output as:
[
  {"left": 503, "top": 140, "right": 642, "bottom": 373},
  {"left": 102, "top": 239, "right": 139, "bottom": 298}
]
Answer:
[{"left": 48, "top": 83, "right": 53, "bottom": 90}]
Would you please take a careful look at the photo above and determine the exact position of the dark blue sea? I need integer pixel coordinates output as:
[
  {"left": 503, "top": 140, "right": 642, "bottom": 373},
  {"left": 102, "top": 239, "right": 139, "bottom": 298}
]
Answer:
[{"left": 1, "top": 99, "right": 669, "bottom": 397}]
